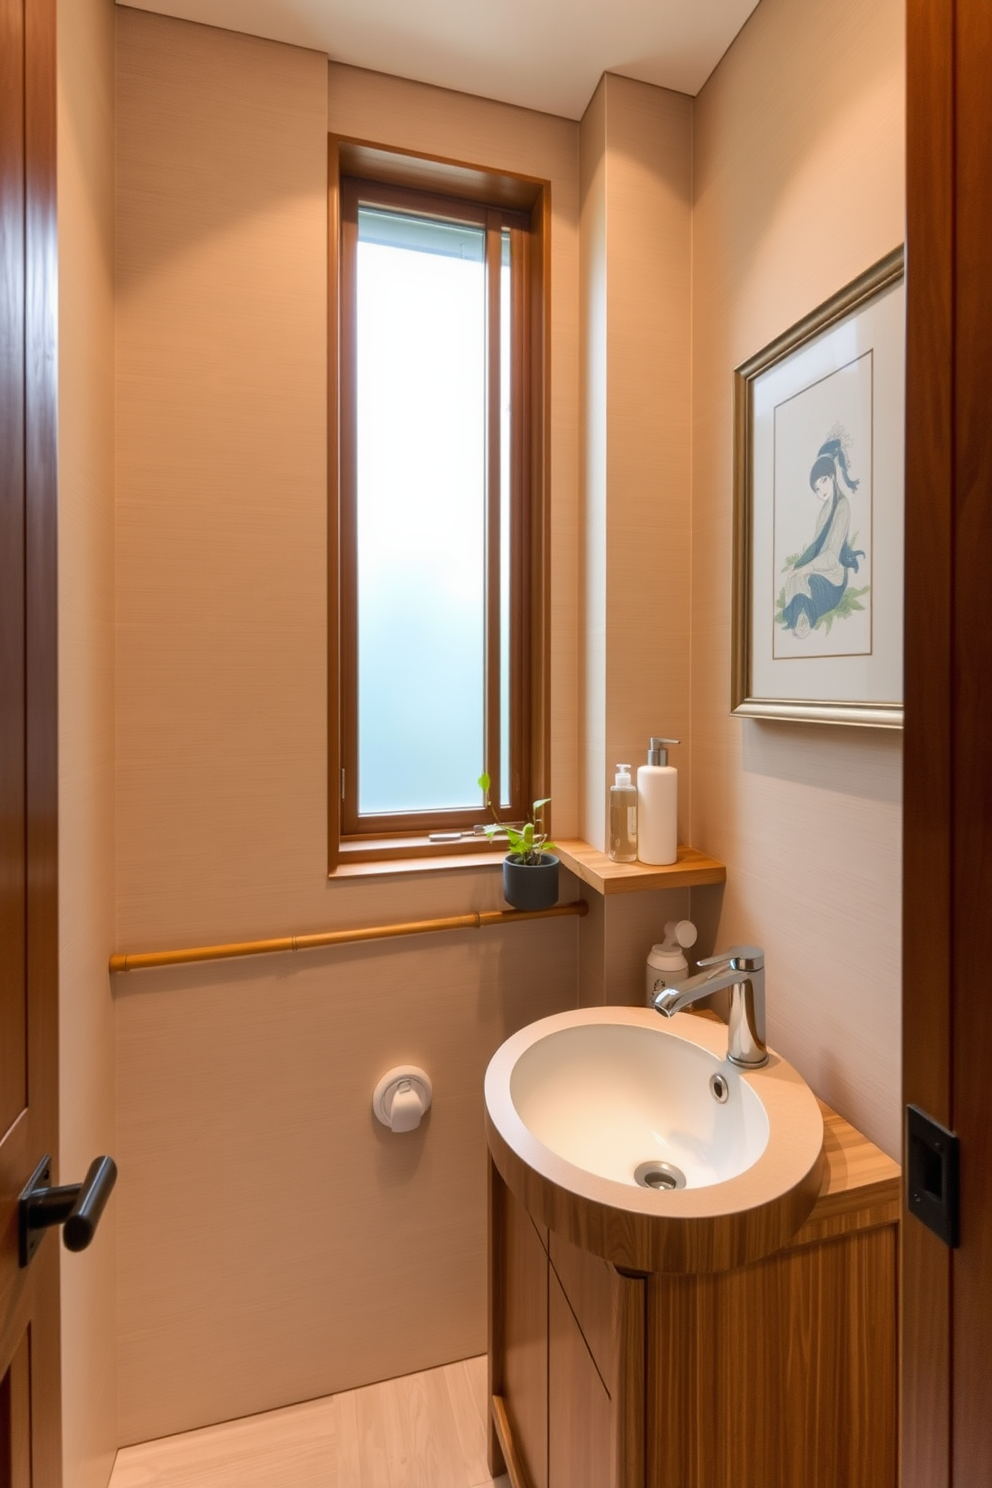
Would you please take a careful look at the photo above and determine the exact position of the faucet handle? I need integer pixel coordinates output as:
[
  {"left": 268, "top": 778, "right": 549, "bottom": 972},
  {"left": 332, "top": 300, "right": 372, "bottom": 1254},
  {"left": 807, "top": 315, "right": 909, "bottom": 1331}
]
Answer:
[
  {"left": 697, "top": 945, "right": 764, "bottom": 973},
  {"left": 695, "top": 950, "right": 733, "bottom": 974}
]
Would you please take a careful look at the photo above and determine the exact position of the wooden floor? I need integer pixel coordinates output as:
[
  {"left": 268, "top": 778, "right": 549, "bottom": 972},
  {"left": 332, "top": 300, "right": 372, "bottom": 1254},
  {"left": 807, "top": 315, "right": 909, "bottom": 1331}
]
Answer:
[{"left": 109, "top": 1357, "right": 509, "bottom": 1488}]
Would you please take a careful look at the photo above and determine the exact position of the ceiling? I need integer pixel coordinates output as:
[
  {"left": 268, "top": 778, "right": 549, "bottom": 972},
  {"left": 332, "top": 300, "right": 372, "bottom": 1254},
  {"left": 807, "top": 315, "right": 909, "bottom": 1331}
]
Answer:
[{"left": 118, "top": 0, "right": 761, "bottom": 119}]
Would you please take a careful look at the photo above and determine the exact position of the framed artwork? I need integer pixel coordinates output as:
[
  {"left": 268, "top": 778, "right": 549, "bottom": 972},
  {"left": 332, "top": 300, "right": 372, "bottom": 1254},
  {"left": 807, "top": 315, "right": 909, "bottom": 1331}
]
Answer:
[{"left": 731, "top": 247, "right": 905, "bottom": 727}]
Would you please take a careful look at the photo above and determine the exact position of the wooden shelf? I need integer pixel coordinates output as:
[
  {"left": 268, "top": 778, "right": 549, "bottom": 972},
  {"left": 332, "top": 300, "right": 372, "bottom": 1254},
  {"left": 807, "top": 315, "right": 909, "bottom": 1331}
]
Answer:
[{"left": 555, "top": 840, "right": 726, "bottom": 896}]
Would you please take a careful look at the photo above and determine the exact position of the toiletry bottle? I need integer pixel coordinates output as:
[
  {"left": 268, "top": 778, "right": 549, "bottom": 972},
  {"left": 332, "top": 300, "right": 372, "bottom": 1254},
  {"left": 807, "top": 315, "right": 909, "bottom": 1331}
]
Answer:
[
  {"left": 637, "top": 737, "right": 679, "bottom": 865},
  {"left": 608, "top": 764, "right": 638, "bottom": 863},
  {"left": 645, "top": 919, "right": 698, "bottom": 1004}
]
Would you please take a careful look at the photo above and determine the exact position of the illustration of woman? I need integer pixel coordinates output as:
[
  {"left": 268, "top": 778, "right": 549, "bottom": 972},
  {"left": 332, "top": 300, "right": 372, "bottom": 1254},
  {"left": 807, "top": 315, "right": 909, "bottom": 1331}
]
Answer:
[{"left": 779, "top": 435, "right": 866, "bottom": 639}]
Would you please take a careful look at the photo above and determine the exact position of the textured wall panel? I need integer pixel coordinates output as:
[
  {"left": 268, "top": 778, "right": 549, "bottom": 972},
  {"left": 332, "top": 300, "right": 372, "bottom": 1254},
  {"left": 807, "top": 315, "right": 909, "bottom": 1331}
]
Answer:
[
  {"left": 691, "top": 0, "right": 905, "bottom": 1156},
  {"left": 115, "top": 12, "right": 580, "bottom": 1442}
]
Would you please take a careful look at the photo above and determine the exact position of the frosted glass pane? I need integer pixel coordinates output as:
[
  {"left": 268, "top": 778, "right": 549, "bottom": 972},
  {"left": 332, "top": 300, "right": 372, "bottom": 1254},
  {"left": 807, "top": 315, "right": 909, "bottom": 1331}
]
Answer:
[{"left": 356, "top": 208, "right": 487, "bottom": 815}]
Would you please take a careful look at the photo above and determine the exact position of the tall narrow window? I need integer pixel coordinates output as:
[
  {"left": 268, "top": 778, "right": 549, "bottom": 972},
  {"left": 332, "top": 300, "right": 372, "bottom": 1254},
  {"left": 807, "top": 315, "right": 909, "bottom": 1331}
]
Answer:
[{"left": 339, "top": 179, "right": 533, "bottom": 842}]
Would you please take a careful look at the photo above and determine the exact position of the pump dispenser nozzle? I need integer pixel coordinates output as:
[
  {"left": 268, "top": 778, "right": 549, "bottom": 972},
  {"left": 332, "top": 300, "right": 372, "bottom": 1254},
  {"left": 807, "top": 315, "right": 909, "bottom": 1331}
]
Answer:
[
  {"left": 648, "top": 737, "right": 680, "bottom": 767},
  {"left": 661, "top": 918, "right": 697, "bottom": 953}
]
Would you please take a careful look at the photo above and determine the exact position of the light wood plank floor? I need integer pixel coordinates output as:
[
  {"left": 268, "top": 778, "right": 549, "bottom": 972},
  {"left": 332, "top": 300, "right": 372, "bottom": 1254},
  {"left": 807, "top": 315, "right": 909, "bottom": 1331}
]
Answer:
[{"left": 109, "top": 1357, "right": 509, "bottom": 1488}]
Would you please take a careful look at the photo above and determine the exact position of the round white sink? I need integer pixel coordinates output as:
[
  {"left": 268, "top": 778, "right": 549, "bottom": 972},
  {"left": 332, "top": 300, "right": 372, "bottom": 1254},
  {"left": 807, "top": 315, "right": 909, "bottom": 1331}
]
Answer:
[
  {"left": 485, "top": 1005, "right": 825, "bottom": 1273},
  {"left": 508, "top": 1016, "right": 769, "bottom": 1190}
]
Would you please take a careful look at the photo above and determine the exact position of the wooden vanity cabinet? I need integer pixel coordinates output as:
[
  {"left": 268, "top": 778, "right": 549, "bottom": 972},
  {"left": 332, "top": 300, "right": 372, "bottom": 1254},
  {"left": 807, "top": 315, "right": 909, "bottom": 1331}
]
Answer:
[
  {"left": 490, "top": 1173, "right": 549, "bottom": 1488},
  {"left": 489, "top": 1103, "right": 900, "bottom": 1488},
  {"left": 490, "top": 1168, "right": 645, "bottom": 1488},
  {"left": 547, "top": 1230, "right": 645, "bottom": 1488}
]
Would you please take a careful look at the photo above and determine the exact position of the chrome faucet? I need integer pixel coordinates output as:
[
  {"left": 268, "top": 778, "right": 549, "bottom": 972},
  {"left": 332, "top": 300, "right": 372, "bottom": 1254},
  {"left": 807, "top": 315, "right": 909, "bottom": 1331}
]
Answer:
[{"left": 652, "top": 946, "right": 768, "bottom": 1068}]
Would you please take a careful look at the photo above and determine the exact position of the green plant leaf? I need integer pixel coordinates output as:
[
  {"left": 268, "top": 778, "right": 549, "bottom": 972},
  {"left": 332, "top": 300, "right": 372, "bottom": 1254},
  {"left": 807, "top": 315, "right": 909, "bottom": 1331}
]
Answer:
[{"left": 477, "top": 769, "right": 552, "bottom": 865}]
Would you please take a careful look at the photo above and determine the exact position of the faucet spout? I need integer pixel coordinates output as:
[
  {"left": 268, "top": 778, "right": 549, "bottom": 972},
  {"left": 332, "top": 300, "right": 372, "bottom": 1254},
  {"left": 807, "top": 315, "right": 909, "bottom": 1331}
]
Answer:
[{"left": 652, "top": 946, "right": 768, "bottom": 1069}]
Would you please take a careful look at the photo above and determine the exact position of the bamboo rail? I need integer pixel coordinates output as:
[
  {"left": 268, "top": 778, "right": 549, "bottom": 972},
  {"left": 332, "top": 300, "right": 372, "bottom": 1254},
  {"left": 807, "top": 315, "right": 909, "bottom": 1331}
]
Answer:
[{"left": 109, "top": 899, "right": 588, "bottom": 974}]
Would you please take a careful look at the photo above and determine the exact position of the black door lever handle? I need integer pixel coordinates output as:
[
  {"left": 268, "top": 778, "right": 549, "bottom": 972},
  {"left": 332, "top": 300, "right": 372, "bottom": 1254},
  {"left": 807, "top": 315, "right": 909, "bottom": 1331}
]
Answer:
[{"left": 19, "top": 1154, "right": 118, "bottom": 1267}]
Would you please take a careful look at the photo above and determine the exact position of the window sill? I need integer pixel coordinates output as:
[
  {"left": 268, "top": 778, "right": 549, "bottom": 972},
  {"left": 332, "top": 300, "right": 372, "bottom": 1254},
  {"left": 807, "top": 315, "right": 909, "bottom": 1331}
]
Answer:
[{"left": 331, "top": 836, "right": 508, "bottom": 880}]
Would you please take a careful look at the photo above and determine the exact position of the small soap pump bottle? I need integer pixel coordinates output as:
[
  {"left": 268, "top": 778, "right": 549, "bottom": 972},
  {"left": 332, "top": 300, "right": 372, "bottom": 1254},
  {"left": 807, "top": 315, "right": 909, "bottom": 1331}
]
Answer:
[
  {"left": 608, "top": 764, "right": 638, "bottom": 863},
  {"left": 645, "top": 919, "right": 698, "bottom": 1005},
  {"left": 637, "top": 736, "right": 679, "bottom": 865}
]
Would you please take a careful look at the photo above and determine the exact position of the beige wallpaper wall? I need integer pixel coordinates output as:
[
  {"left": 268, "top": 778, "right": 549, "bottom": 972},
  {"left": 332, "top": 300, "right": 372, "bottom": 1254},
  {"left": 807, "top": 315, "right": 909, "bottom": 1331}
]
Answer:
[
  {"left": 602, "top": 77, "right": 692, "bottom": 846},
  {"left": 690, "top": 0, "right": 905, "bottom": 1156},
  {"left": 575, "top": 74, "right": 700, "bottom": 1007},
  {"left": 578, "top": 75, "right": 693, "bottom": 851},
  {"left": 579, "top": 78, "right": 607, "bottom": 846},
  {"left": 57, "top": 0, "right": 119, "bottom": 1484},
  {"left": 114, "top": 12, "right": 580, "bottom": 1444}
]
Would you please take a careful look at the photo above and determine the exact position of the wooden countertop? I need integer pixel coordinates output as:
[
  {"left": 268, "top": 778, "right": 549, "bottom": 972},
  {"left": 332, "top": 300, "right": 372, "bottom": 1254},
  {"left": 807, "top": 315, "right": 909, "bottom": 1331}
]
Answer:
[{"left": 790, "top": 1101, "right": 902, "bottom": 1247}]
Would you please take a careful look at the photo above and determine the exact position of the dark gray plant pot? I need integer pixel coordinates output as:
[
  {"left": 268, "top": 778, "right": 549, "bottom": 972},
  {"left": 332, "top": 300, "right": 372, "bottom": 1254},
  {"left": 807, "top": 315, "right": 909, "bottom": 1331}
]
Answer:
[{"left": 502, "top": 852, "right": 560, "bottom": 911}]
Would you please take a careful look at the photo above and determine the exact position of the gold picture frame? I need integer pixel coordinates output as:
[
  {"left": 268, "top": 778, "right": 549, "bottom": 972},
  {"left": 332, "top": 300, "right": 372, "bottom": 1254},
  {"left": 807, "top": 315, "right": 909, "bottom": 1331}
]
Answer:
[{"left": 731, "top": 247, "right": 905, "bottom": 727}]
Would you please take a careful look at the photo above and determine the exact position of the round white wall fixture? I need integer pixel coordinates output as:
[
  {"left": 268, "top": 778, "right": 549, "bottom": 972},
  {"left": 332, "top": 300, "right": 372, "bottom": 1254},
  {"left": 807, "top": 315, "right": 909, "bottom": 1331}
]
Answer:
[{"left": 373, "top": 1066, "right": 433, "bottom": 1133}]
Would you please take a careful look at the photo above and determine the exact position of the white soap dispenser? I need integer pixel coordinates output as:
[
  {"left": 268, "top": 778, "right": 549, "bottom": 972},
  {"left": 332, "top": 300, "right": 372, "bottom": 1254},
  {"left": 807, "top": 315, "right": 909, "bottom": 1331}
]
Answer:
[
  {"left": 645, "top": 919, "right": 698, "bottom": 1004},
  {"left": 637, "top": 736, "right": 679, "bottom": 865},
  {"left": 608, "top": 763, "right": 638, "bottom": 863}
]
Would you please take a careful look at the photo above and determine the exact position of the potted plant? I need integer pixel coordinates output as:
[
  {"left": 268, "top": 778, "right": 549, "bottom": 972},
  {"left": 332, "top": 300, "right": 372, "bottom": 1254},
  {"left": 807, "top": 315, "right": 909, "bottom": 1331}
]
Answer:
[{"left": 478, "top": 773, "right": 559, "bottom": 911}]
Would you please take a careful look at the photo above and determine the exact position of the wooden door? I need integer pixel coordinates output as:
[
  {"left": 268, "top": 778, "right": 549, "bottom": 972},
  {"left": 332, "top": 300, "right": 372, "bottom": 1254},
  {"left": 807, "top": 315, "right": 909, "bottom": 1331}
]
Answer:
[
  {"left": 904, "top": 0, "right": 992, "bottom": 1483},
  {"left": 0, "top": 0, "right": 62, "bottom": 1481}
]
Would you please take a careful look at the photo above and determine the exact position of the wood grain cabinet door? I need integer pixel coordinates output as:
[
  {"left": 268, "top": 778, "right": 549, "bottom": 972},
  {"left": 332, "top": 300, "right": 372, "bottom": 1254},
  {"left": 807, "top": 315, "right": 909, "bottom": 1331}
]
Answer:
[
  {"left": 547, "top": 1241, "right": 646, "bottom": 1488},
  {"left": 495, "top": 1181, "right": 549, "bottom": 1488},
  {"left": 548, "top": 1269, "right": 615, "bottom": 1488},
  {"left": 647, "top": 1228, "right": 897, "bottom": 1488},
  {"left": 491, "top": 1165, "right": 646, "bottom": 1488}
]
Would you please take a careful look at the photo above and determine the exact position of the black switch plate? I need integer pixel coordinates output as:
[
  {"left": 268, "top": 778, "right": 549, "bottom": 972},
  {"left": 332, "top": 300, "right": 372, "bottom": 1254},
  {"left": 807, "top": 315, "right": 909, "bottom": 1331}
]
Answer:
[{"left": 906, "top": 1104, "right": 960, "bottom": 1247}]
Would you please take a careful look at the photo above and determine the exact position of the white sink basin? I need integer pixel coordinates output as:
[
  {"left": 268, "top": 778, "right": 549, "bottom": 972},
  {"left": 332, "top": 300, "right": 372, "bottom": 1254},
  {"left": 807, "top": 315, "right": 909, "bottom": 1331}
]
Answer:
[
  {"left": 485, "top": 1005, "right": 825, "bottom": 1273},
  {"left": 508, "top": 1015, "right": 769, "bottom": 1190}
]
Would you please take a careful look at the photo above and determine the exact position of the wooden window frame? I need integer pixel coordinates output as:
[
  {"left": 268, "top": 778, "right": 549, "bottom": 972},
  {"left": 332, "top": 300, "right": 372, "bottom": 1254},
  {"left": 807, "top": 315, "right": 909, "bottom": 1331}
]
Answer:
[{"left": 328, "top": 139, "right": 551, "bottom": 871}]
